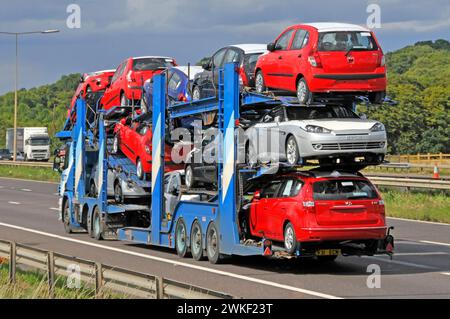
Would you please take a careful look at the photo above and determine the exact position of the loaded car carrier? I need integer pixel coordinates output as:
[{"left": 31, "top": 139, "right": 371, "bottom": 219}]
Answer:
[{"left": 55, "top": 62, "right": 394, "bottom": 264}]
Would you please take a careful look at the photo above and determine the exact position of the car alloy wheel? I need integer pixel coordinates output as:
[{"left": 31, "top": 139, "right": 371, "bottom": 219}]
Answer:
[
  {"left": 296, "top": 78, "right": 311, "bottom": 104},
  {"left": 114, "top": 182, "right": 123, "bottom": 204},
  {"left": 284, "top": 223, "right": 297, "bottom": 254},
  {"left": 136, "top": 159, "right": 144, "bottom": 180},
  {"left": 62, "top": 200, "right": 72, "bottom": 234},
  {"left": 191, "top": 221, "right": 204, "bottom": 261},
  {"left": 112, "top": 135, "right": 119, "bottom": 154},
  {"left": 185, "top": 165, "right": 195, "bottom": 189},
  {"left": 255, "top": 71, "right": 265, "bottom": 93},
  {"left": 192, "top": 86, "right": 201, "bottom": 101},
  {"left": 120, "top": 94, "right": 128, "bottom": 107},
  {"left": 286, "top": 136, "right": 299, "bottom": 165}
]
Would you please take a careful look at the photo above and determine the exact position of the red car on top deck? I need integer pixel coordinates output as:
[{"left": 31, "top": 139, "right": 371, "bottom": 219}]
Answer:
[
  {"left": 100, "top": 56, "right": 177, "bottom": 110},
  {"left": 255, "top": 22, "right": 386, "bottom": 105}
]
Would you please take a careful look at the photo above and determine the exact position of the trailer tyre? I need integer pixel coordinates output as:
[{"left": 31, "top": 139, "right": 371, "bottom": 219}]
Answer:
[
  {"left": 175, "top": 218, "right": 189, "bottom": 258},
  {"left": 93, "top": 207, "right": 104, "bottom": 240},
  {"left": 190, "top": 221, "right": 204, "bottom": 261},
  {"left": 62, "top": 199, "right": 72, "bottom": 234},
  {"left": 206, "top": 222, "right": 222, "bottom": 264}
]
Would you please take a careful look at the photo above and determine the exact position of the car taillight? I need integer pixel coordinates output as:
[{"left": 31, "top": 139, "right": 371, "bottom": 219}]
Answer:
[
  {"left": 178, "top": 93, "right": 187, "bottom": 102},
  {"left": 379, "top": 54, "right": 385, "bottom": 67},
  {"left": 126, "top": 70, "right": 135, "bottom": 83},
  {"left": 308, "top": 49, "right": 322, "bottom": 68}
]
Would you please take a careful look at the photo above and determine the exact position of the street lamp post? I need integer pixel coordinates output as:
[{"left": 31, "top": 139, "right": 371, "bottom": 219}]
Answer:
[{"left": 0, "top": 29, "right": 59, "bottom": 161}]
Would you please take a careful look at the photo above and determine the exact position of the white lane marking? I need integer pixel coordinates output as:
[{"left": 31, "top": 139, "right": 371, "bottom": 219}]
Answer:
[
  {"left": 441, "top": 272, "right": 450, "bottom": 276},
  {"left": 387, "top": 217, "right": 450, "bottom": 226},
  {"left": 420, "top": 240, "right": 450, "bottom": 247},
  {"left": 49, "top": 207, "right": 60, "bottom": 211},
  {"left": 0, "top": 186, "right": 4, "bottom": 189},
  {"left": 394, "top": 252, "right": 449, "bottom": 256},
  {"left": 21, "top": 188, "right": 32, "bottom": 192},
  {"left": 362, "top": 256, "right": 437, "bottom": 270},
  {"left": 8, "top": 201, "right": 20, "bottom": 205},
  {"left": 0, "top": 222, "right": 340, "bottom": 299},
  {"left": 0, "top": 177, "right": 58, "bottom": 184}
]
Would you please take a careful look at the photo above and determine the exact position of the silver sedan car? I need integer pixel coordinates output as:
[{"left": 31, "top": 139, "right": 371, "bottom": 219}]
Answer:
[{"left": 241, "top": 105, "right": 387, "bottom": 165}]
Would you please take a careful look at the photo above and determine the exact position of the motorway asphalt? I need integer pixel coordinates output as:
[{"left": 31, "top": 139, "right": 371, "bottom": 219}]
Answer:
[{"left": 0, "top": 177, "right": 449, "bottom": 299}]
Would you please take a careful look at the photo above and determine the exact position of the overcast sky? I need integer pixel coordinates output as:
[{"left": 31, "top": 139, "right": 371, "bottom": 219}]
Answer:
[{"left": 0, "top": 0, "right": 448, "bottom": 94}]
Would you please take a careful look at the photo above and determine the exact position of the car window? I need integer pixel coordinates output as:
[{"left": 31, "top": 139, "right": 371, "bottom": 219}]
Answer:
[
  {"left": 313, "top": 179, "right": 378, "bottom": 200},
  {"left": 243, "top": 53, "right": 264, "bottom": 74},
  {"left": 223, "top": 49, "right": 240, "bottom": 65},
  {"left": 262, "top": 107, "right": 285, "bottom": 123},
  {"left": 260, "top": 181, "right": 282, "bottom": 198},
  {"left": 285, "top": 106, "right": 358, "bottom": 120},
  {"left": 279, "top": 179, "right": 303, "bottom": 197},
  {"left": 275, "top": 29, "right": 295, "bottom": 50},
  {"left": 132, "top": 58, "right": 174, "bottom": 71},
  {"left": 213, "top": 49, "right": 227, "bottom": 68},
  {"left": 318, "top": 31, "right": 378, "bottom": 52},
  {"left": 291, "top": 29, "right": 309, "bottom": 50},
  {"left": 168, "top": 72, "right": 182, "bottom": 91},
  {"left": 111, "top": 63, "right": 124, "bottom": 83},
  {"left": 138, "top": 125, "right": 149, "bottom": 135}
]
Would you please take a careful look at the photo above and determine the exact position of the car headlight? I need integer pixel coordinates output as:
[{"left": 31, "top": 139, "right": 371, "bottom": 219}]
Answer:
[
  {"left": 305, "top": 125, "right": 331, "bottom": 134},
  {"left": 370, "top": 123, "right": 385, "bottom": 132}
]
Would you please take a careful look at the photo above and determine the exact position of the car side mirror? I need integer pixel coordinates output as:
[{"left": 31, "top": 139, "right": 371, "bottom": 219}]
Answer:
[
  {"left": 274, "top": 116, "right": 281, "bottom": 123},
  {"left": 120, "top": 118, "right": 127, "bottom": 125},
  {"left": 202, "top": 59, "right": 212, "bottom": 71},
  {"left": 79, "top": 76, "right": 84, "bottom": 83},
  {"left": 267, "top": 42, "right": 276, "bottom": 52},
  {"left": 359, "top": 113, "right": 368, "bottom": 120},
  {"left": 53, "top": 156, "right": 62, "bottom": 173},
  {"left": 254, "top": 190, "right": 261, "bottom": 200}
]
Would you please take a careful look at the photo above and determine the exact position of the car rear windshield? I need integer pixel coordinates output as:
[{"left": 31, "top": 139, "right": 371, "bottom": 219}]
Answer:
[
  {"left": 317, "top": 31, "right": 378, "bottom": 52},
  {"left": 286, "top": 106, "right": 358, "bottom": 120},
  {"left": 313, "top": 179, "right": 378, "bottom": 200},
  {"left": 132, "top": 58, "right": 175, "bottom": 71},
  {"left": 243, "top": 53, "right": 264, "bottom": 74}
]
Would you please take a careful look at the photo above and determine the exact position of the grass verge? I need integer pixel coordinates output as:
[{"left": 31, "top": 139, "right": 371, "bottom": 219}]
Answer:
[
  {"left": 381, "top": 189, "right": 450, "bottom": 224},
  {"left": 0, "top": 165, "right": 59, "bottom": 183},
  {"left": 0, "top": 263, "right": 125, "bottom": 299}
]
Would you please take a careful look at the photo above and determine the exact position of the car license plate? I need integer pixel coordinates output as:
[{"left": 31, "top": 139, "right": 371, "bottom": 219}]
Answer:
[{"left": 316, "top": 249, "right": 341, "bottom": 256}]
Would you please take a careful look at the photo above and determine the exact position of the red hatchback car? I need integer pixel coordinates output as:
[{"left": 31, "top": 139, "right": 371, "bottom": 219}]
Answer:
[
  {"left": 255, "top": 23, "right": 386, "bottom": 105},
  {"left": 101, "top": 56, "right": 177, "bottom": 110},
  {"left": 245, "top": 171, "right": 391, "bottom": 259},
  {"left": 112, "top": 116, "right": 184, "bottom": 180}
]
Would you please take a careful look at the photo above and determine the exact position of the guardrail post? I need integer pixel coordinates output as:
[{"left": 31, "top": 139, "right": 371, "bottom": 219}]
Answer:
[
  {"left": 9, "top": 241, "right": 16, "bottom": 284},
  {"left": 156, "top": 276, "right": 164, "bottom": 299},
  {"left": 95, "top": 262, "right": 103, "bottom": 298},
  {"left": 47, "top": 251, "right": 55, "bottom": 298}
]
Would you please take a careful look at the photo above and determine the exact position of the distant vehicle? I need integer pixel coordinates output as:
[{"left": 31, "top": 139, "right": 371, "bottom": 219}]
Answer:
[
  {"left": 255, "top": 23, "right": 386, "bottom": 105},
  {"left": 0, "top": 149, "right": 12, "bottom": 160},
  {"left": 242, "top": 171, "right": 389, "bottom": 258},
  {"left": 100, "top": 56, "right": 177, "bottom": 110},
  {"left": 69, "top": 69, "right": 116, "bottom": 112},
  {"left": 141, "top": 65, "right": 204, "bottom": 114},
  {"left": 112, "top": 114, "right": 185, "bottom": 180},
  {"left": 192, "top": 44, "right": 267, "bottom": 100},
  {"left": 6, "top": 127, "right": 50, "bottom": 161},
  {"left": 242, "top": 104, "right": 387, "bottom": 166}
]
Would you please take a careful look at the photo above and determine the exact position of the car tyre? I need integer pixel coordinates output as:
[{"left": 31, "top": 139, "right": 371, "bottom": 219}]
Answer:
[
  {"left": 114, "top": 181, "right": 124, "bottom": 204},
  {"left": 190, "top": 220, "right": 204, "bottom": 261},
  {"left": 255, "top": 70, "right": 266, "bottom": 93},
  {"left": 284, "top": 222, "right": 297, "bottom": 254},
  {"left": 285, "top": 136, "right": 300, "bottom": 165},
  {"left": 175, "top": 218, "right": 189, "bottom": 258},
  {"left": 185, "top": 165, "right": 196, "bottom": 189},
  {"left": 192, "top": 86, "right": 201, "bottom": 101},
  {"left": 136, "top": 158, "right": 145, "bottom": 180},
  {"left": 120, "top": 93, "right": 129, "bottom": 107},
  {"left": 296, "top": 78, "right": 312, "bottom": 105},
  {"left": 112, "top": 134, "right": 119, "bottom": 154}
]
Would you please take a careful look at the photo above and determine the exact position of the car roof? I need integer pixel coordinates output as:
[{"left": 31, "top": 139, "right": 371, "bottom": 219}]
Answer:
[
  {"left": 301, "top": 22, "right": 371, "bottom": 32},
  {"left": 282, "top": 170, "right": 364, "bottom": 180},
  {"left": 132, "top": 56, "right": 175, "bottom": 61},
  {"left": 229, "top": 44, "right": 267, "bottom": 54},
  {"left": 173, "top": 66, "right": 204, "bottom": 79}
]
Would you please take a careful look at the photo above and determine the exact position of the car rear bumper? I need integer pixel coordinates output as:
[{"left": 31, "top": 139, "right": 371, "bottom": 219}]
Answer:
[
  {"left": 309, "top": 72, "right": 386, "bottom": 93},
  {"left": 298, "top": 226, "right": 388, "bottom": 242}
]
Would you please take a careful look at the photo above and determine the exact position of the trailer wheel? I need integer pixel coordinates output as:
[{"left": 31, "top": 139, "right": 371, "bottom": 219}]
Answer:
[
  {"left": 62, "top": 199, "right": 72, "bottom": 234},
  {"left": 175, "top": 218, "right": 188, "bottom": 258},
  {"left": 92, "top": 207, "right": 103, "bottom": 240},
  {"left": 206, "top": 222, "right": 222, "bottom": 264},
  {"left": 190, "top": 221, "right": 204, "bottom": 261}
]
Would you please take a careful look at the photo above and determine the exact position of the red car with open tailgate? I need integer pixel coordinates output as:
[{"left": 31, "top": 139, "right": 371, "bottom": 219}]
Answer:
[
  {"left": 255, "top": 23, "right": 386, "bottom": 105},
  {"left": 243, "top": 170, "right": 393, "bottom": 260},
  {"left": 112, "top": 115, "right": 186, "bottom": 180},
  {"left": 101, "top": 56, "right": 177, "bottom": 110}
]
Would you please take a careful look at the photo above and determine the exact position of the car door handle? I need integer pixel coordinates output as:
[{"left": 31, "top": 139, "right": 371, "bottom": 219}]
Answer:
[
  {"left": 298, "top": 54, "right": 302, "bottom": 58},
  {"left": 278, "top": 56, "right": 283, "bottom": 60}
]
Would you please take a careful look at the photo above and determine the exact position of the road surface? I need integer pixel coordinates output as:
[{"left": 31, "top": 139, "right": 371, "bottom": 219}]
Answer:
[{"left": 0, "top": 177, "right": 449, "bottom": 298}]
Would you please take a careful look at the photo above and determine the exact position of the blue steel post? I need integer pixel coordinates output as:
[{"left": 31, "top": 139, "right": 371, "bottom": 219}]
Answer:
[
  {"left": 151, "top": 73, "right": 166, "bottom": 244},
  {"left": 218, "top": 63, "right": 240, "bottom": 254},
  {"left": 74, "top": 98, "right": 86, "bottom": 201},
  {"left": 98, "top": 113, "right": 108, "bottom": 211}
]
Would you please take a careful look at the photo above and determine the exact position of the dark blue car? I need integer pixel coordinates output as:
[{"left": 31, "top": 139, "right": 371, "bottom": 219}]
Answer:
[{"left": 141, "top": 65, "right": 203, "bottom": 114}]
